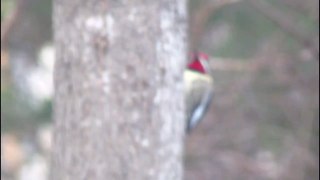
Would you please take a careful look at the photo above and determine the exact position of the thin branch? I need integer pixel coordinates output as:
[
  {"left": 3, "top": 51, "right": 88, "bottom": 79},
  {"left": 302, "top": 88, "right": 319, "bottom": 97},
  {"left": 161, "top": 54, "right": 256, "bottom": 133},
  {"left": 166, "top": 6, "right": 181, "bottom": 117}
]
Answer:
[
  {"left": 209, "top": 57, "right": 255, "bottom": 71},
  {"left": 279, "top": 0, "right": 319, "bottom": 23},
  {"left": 247, "top": 0, "right": 319, "bottom": 60}
]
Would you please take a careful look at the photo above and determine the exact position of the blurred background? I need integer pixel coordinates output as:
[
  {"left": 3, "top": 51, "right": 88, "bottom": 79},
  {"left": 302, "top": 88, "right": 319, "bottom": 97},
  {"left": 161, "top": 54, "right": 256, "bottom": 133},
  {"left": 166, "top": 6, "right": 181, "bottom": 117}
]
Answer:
[{"left": 1, "top": 0, "right": 318, "bottom": 180}]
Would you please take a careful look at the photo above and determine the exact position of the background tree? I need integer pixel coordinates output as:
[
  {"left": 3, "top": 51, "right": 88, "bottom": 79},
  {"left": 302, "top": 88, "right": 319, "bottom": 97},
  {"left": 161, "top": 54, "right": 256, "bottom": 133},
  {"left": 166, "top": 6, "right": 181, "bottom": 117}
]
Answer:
[{"left": 52, "top": 0, "right": 188, "bottom": 179}]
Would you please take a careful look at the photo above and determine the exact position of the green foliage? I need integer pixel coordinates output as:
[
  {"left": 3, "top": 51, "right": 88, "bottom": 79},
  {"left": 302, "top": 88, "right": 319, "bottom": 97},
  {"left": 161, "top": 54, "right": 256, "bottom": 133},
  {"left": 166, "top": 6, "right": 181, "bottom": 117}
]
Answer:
[
  {"left": 207, "top": 2, "right": 277, "bottom": 58},
  {"left": 189, "top": 0, "right": 207, "bottom": 11},
  {"left": 257, "top": 123, "right": 287, "bottom": 155},
  {"left": 1, "top": 0, "right": 15, "bottom": 22},
  {"left": 269, "top": 0, "right": 319, "bottom": 30},
  {"left": 35, "top": 99, "right": 52, "bottom": 122},
  {"left": 28, "top": 0, "right": 52, "bottom": 26},
  {"left": 204, "top": 1, "right": 318, "bottom": 59},
  {"left": 1, "top": 88, "right": 52, "bottom": 133}
]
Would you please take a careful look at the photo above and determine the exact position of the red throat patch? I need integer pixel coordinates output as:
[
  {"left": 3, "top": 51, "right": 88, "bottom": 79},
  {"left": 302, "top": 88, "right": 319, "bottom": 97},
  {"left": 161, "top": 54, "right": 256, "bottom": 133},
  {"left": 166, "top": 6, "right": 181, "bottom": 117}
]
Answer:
[{"left": 188, "top": 60, "right": 206, "bottom": 73}]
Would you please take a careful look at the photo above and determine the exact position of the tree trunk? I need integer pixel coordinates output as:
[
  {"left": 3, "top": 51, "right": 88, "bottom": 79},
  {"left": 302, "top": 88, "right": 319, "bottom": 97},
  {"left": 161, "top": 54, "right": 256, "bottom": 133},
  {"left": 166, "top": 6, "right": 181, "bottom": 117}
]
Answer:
[{"left": 52, "top": 0, "right": 188, "bottom": 180}]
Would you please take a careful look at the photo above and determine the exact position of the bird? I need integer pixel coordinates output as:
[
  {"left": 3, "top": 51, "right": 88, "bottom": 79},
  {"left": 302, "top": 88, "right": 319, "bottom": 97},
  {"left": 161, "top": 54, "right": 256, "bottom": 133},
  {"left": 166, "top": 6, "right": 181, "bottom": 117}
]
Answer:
[{"left": 184, "top": 52, "right": 214, "bottom": 133}]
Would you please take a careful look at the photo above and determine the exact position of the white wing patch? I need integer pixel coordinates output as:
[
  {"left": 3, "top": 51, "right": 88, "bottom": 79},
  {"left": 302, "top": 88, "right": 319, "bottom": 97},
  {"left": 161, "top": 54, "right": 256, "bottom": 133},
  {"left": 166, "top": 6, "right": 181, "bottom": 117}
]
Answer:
[{"left": 188, "top": 89, "right": 213, "bottom": 131}]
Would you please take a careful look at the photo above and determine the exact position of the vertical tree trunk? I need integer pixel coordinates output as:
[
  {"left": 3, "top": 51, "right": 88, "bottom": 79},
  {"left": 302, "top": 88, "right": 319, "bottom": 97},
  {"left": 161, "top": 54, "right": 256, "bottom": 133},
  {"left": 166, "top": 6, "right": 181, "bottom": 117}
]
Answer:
[{"left": 52, "top": 0, "right": 188, "bottom": 180}]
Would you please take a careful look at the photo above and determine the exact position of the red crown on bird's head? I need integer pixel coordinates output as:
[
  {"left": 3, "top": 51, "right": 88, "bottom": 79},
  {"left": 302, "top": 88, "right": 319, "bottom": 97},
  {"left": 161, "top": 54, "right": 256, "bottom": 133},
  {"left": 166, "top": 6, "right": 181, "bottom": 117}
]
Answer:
[{"left": 188, "top": 52, "right": 210, "bottom": 74}]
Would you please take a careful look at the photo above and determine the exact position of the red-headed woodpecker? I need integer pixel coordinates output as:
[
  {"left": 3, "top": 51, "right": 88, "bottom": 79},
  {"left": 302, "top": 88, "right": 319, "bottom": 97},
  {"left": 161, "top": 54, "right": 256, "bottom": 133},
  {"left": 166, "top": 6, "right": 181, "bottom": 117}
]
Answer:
[{"left": 185, "top": 52, "right": 214, "bottom": 133}]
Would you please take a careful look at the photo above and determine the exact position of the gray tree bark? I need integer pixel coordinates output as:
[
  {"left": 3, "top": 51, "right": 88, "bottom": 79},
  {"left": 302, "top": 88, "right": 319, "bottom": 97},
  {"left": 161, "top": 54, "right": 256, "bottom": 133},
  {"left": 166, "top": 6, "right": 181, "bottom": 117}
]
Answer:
[{"left": 52, "top": 0, "right": 188, "bottom": 180}]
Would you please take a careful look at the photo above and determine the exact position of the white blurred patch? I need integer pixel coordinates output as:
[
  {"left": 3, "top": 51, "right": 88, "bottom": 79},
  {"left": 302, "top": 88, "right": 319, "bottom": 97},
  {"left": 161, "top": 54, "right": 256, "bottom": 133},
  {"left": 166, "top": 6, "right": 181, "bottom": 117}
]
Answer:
[
  {"left": 18, "top": 154, "right": 48, "bottom": 180},
  {"left": 27, "top": 45, "right": 55, "bottom": 102},
  {"left": 256, "top": 150, "right": 282, "bottom": 179},
  {"left": 85, "top": 16, "right": 104, "bottom": 31},
  {"left": 106, "top": 14, "right": 115, "bottom": 44},
  {"left": 37, "top": 125, "right": 52, "bottom": 154}
]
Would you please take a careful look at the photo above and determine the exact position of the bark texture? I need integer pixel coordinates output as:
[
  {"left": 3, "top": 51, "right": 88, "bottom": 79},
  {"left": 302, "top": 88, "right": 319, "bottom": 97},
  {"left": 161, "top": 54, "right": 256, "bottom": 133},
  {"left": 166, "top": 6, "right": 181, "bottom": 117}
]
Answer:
[{"left": 52, "top": 0, "right": 188, "bottom": 180}]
